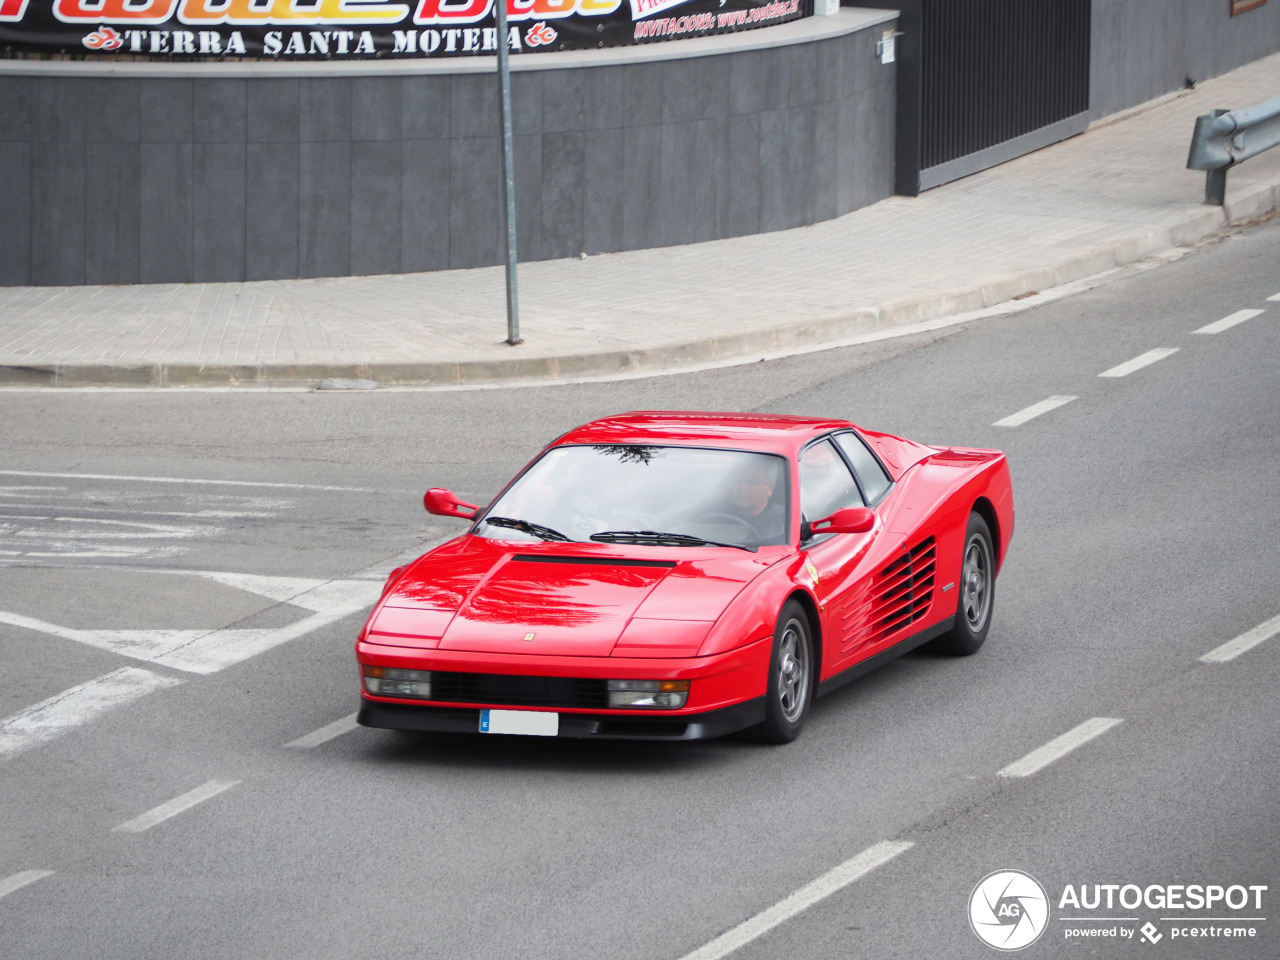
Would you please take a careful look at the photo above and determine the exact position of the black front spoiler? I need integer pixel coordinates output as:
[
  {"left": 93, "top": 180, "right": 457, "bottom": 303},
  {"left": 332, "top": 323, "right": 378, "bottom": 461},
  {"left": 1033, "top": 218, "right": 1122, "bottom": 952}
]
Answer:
[{"left": 357, "top": 697, "right": 766, "bottom": 741}]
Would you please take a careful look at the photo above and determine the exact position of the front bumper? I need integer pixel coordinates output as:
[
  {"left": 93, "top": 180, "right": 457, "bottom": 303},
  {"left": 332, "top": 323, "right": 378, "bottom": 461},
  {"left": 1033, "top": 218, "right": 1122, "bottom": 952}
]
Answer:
[
  {"left": 354, "top": 636, "right": 772, "bottom": 740},
  {"left": 357, "top": 697, "right": 766, "bottom": 740}
]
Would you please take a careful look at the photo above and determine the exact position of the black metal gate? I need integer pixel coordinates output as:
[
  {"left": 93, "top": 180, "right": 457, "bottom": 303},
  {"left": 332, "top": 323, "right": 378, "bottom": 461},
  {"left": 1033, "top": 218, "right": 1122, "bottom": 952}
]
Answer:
[{"left": 895, "top": 0, "right": 1092, "bottom": 195}]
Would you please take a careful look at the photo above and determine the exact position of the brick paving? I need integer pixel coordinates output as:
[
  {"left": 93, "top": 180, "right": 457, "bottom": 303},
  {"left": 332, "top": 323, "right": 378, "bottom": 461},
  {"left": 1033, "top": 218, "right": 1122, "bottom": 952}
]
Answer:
[{"left": 2, "top": 52, "right": 1279, "bottom": 387}]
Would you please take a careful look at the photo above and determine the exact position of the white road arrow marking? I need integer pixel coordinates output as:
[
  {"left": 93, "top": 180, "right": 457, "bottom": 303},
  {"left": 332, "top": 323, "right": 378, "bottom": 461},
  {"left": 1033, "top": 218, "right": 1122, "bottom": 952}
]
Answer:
[
  {"left": 0, "top": 667, "right": 182, "bottom": 760},
  {"left": 0, "top": 572, "right": 382, "bottom": 675}
]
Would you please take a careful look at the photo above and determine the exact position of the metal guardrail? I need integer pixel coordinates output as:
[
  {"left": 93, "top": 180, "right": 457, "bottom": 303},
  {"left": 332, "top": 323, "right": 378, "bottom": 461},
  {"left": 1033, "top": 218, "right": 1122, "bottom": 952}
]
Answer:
[{"left": 1186, "top": 94, "right": 1280, "bottom": 205}]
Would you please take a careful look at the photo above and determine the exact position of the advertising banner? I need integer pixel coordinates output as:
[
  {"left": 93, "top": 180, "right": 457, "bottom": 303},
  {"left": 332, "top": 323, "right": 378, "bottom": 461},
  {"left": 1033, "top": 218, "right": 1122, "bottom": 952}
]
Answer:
[{"left": 0, "top": 0, "right": 806, "bottom": 59}]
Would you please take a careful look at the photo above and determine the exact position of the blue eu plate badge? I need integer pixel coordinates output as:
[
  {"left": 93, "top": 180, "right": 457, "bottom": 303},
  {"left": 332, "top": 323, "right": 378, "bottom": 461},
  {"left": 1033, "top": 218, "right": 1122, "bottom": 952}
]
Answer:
[{"left": 480, "top": 709, "right": 558, "bottom": 736}]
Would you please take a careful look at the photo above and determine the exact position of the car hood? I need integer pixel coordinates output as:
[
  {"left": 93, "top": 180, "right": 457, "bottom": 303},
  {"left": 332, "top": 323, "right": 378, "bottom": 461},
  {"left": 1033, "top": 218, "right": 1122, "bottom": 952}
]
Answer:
[{"left": 366, "top": 536, "right": 782, "bottom": 657}]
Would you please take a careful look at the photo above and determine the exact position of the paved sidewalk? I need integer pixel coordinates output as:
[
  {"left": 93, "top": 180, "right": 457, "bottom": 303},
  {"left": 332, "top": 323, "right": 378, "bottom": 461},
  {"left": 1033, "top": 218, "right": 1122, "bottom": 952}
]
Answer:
[{"left": 3, "top": 53, "right": 1280, "bottom": 389}]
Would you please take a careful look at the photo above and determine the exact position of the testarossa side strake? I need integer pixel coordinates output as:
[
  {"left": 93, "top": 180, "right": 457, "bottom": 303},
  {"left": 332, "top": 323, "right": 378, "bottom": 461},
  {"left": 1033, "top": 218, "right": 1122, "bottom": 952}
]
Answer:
[{"left": 356, "top": 412, "right": 1013, "bottom": 743}]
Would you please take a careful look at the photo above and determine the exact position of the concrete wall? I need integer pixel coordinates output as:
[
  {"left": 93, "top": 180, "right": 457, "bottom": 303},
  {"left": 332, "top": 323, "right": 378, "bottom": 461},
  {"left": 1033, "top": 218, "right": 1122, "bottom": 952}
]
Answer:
[
  {"left": 1091, "top": 0, "right": 1280, "bottom": 119},
  {"left": 0, "top": 11, "right": 897, "bottom": 286}
]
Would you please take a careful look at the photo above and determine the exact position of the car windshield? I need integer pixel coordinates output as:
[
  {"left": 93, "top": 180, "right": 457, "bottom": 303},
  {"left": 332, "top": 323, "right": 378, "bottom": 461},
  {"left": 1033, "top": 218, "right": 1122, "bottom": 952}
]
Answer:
[{"left": 475, "top": 444, "right": 790, "bottom": 549}]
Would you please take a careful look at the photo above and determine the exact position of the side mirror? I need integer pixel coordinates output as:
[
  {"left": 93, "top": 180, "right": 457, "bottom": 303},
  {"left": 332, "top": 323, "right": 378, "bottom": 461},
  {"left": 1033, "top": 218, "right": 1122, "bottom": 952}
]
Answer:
[
  {"left": 809, "top": 506, "right": 876, "bottom": 535},
  {"left": 424, "top": 488, "right": 479, "bottom": 519}
]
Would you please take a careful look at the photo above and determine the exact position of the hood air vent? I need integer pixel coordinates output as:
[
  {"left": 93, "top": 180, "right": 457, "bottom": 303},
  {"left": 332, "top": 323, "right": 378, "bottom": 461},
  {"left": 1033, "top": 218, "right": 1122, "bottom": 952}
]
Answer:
[{"left": 512, "top": 554, "right": 676, "bottom": 568}]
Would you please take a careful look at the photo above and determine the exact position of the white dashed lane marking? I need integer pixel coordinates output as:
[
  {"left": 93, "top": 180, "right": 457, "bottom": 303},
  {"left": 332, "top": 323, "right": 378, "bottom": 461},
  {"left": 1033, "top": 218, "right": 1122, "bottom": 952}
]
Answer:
[
  {"left": 997, "top": 717, "right": 1124, "bottom": 779},
  {"left": 675, "top": 841, "right": 914, "bottom": 960},
  {"left": 1098, "top": 348, "right": 1179, "bottom": 378},
  {"left": 0, "top": 870, "right": 54, "bottom": 902},
  {"left": 1267, "top": 292, "right": 1280, "bottom": 301},
  {"left": 286, "top": 712, "right": 360, "bottom": 749},
  {"left": 112, "top": 780, "right": 241, "bottom": 833},
  {"left": 1194, "top": 308, "right": 1265, "bottom": 334},
  {"left": 992, "top": 395, "right": 1078, "bottom": 428},
  {"left": 1200, "top": 612, "right": 1280, "bottom": 663},
  {"left": 0, "top": 668, "right": 182, "bottom": 761}
]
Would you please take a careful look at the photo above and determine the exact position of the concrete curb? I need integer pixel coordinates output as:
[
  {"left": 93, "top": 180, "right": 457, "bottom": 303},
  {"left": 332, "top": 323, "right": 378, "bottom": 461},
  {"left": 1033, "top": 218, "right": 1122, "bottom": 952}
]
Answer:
[{"left": 1, "top": 180, "right": 1275, "bottom": 391}]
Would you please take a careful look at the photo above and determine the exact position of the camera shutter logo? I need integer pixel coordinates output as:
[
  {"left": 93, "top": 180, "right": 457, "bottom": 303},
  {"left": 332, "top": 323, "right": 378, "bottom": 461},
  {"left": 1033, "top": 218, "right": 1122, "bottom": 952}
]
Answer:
[{"left": 969, "top": 870, "right": 1050, "bottom": 950}]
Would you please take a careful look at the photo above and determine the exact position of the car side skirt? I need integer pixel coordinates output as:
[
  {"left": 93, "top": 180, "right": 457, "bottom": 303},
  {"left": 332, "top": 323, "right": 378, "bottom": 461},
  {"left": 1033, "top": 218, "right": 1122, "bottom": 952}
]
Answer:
[
  {"left": 815, "top": 616, "right": 956, "bottom": 699},
  {"left": 357, "top": 696, "right": 766, "bottom": 741}
]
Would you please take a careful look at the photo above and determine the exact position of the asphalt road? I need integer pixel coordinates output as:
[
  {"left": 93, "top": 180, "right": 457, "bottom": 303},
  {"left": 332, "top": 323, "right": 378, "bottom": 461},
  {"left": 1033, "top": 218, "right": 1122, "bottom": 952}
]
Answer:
[{"left": 1, "top": 218, "right": 1278, "bottom": 960}]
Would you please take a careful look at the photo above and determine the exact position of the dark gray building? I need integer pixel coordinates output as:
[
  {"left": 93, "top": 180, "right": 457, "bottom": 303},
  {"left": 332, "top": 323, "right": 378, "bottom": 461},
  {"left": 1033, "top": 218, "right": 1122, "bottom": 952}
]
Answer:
[{"left": 2, "top": 1, "right": 1278, "bottom": 286}]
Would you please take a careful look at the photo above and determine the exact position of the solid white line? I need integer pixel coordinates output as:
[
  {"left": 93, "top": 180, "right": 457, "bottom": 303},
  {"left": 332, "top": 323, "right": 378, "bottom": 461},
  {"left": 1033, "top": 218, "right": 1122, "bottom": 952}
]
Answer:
[
  {"left": 285, "top": 712, "right": 360, "bottom": 748},
  {"left": 674, "top": 841, "right": 914, "bottom": 960},
  {"left": 0, "top": 469, "right": 368, "bottom": 493},
  {"left": 1194, "top": 308, "right": 1264, "bottom": 334},
  {"left": 0, "top": 668, "right": 182, "bottom": 761},
  {"left": 112, "top": 780, "right": 241, "bottom": 833},
  {"left": 998, "top": 718, "right": 1124, "bottom": 779},
  {"left": 992, "top": 395, "right": 1078, "bottom": 428},
  {"left": 0, "top": 870, "right": 54, "bottom": 901},
  {"left": 1200, "top": 612, "right": 1280, "bottom": 663},
  {"left": 1098, "top": 348, "right": 1179, "bottom": 378}
]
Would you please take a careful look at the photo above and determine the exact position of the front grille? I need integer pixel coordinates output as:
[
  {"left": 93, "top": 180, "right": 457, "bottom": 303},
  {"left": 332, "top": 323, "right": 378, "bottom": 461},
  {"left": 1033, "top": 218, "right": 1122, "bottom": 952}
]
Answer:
[{"left": 429, "top": 671, "right": 610, "bottom": 709}]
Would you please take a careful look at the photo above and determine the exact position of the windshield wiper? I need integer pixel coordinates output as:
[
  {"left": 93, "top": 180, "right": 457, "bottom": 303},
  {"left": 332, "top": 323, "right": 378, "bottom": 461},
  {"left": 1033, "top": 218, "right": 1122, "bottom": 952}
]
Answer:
[
  {"left": 589, "top": 530, "right": 756, "bottom": 552},
  {"left": 482, "top": 516, "right": 573, "bottom": 542}
]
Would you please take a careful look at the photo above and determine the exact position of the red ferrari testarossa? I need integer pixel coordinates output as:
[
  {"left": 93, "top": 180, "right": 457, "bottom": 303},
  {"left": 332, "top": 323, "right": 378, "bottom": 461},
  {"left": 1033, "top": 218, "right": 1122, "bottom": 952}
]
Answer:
[{"left": 356, "top": 412, "right": 1013, "bottom": 743}]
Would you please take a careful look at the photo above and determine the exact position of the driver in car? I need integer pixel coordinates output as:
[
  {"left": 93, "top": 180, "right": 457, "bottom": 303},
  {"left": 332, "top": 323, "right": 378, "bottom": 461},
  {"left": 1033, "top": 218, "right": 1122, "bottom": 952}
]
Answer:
[{"left": 723, "top": 457, "right": 786, "bottom": 542}]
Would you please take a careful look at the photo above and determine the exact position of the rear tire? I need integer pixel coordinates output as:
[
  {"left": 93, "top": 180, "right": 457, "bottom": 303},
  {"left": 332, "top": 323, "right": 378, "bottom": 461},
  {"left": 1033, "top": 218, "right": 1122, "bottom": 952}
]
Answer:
[
  {"left": 931, "top": 512, "right": 995, "bottom": 656},
  {"left": 746, "top": 600, "right": 815, "bottom": 743}
]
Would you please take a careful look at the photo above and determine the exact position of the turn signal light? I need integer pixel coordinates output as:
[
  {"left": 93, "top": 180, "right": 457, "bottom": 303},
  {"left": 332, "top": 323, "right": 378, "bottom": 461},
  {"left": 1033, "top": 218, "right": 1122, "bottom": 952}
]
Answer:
[
  {"left": 606, "top": 679, "right": 690, "bottom": 709},
  {"left": 363, "top": 666, "right": 433, "bottom": 699}
]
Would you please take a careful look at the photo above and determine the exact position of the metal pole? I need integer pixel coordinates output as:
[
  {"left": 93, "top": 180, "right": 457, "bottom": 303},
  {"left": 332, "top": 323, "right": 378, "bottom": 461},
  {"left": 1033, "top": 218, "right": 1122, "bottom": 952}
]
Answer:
[
  {"left": 1205, "top": 167, "right": 1227, "bottom": 206},
  {"left": 1204, "top": 109, "right": 1230, "bottom": 206},
  {"left": 495, "top": 0, "right": 522, "bottom": 345}
]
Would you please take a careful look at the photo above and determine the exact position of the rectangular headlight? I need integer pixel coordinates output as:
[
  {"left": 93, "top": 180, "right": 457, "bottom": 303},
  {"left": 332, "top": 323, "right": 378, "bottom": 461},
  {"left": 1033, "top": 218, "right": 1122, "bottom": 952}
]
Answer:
[
  {"left": 363, "top": 666, "right": 432, "bottom": 699},
  {"left": 606, "top": 679, "right": 689, "bottom": 709}
]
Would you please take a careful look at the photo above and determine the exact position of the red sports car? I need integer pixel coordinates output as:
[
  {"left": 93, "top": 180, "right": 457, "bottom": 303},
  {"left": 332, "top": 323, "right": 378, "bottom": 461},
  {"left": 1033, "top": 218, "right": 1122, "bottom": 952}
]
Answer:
[{"left": 356, "top": 412, "right": 1013, "bottom": 743}]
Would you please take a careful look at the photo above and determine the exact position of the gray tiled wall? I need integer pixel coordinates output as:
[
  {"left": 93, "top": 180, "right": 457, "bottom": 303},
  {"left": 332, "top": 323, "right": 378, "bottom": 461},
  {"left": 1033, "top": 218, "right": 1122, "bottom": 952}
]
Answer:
[
  {"left": 0, "top": 23, "right": 898, "bottom": 286},
  {"left": 1090, "top": 0, "right": 1280, "bottom": 120}
]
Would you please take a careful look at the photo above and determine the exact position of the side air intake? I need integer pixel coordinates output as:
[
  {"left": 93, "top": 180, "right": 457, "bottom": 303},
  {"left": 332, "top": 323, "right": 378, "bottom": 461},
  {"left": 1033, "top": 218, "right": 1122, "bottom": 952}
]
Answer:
[{"left": 839, "top": 538, "right": 938, "bottom": 649}]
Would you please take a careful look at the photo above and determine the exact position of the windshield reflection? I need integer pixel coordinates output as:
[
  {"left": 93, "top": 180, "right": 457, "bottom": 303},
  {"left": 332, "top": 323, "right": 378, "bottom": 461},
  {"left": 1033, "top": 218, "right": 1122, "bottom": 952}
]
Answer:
[{"left": 475, "top": 444, "right": 790, "bottom": 549}]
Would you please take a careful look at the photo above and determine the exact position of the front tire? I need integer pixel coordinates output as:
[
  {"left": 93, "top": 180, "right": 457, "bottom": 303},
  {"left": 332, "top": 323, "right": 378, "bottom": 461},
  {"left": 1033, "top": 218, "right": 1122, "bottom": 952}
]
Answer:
[
  {"left": 931, "top": 511, "right": 995, "bottom": 656},
  {"left": 748, "top": 600, "right": 815, "bottom": 743}
]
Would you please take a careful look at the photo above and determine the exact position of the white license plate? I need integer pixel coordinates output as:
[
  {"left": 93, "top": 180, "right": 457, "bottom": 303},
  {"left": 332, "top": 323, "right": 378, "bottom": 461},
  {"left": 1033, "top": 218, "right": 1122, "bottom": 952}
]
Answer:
[{"left": 479, "top": 709, "right": 559, "bottom": 737}]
